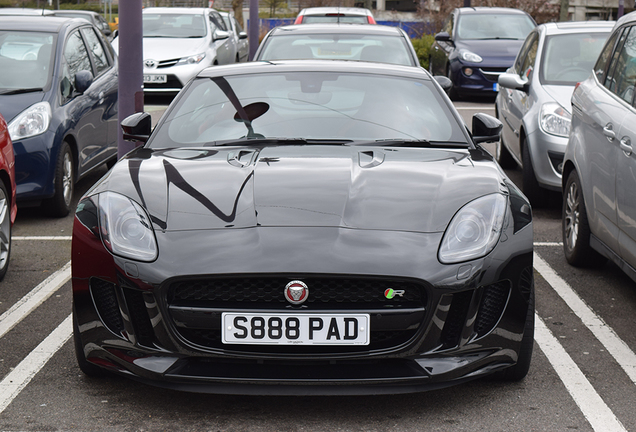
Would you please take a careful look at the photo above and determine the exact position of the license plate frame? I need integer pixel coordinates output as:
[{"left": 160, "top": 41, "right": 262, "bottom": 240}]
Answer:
[
  {"left": 222, "top": 312, "right": 370, "bottom": 345},
  {"left": 143, "top": 74, "right": 167, "bottom": 84}
]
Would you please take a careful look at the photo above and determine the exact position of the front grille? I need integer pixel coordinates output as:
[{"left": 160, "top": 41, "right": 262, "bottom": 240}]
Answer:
[
  {"left": 90, "top": 278, "right": 124, "bottom": 336},
  {"left": 166, "top": 276, "right": 428, "bottom": 354},
  {"left": 157, "top": 58, "right": 179, "bottom": 68}
]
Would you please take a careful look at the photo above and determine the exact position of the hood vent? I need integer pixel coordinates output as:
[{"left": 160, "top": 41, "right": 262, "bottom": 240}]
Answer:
[{"left": 358, "top": 150, "right": 385, "bottom": 169}]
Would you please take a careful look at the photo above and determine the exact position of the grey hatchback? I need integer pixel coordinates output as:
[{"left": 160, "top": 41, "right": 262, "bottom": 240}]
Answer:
[{"left": 563, "top": 12, "right": 636, "bottom": 280}]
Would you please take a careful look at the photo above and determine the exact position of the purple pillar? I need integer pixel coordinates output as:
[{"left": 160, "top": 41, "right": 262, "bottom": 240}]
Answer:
[
  {"left": 117, "top": 0, "right": 144, "bottom": 159},
  {"left": 248, "top": 0, "right": 259, "bottom": 61}
]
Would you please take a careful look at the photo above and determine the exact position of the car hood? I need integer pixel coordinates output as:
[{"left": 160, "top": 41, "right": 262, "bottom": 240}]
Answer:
[
  {"left": 142, "top": 37, "right": 210, "bottom": 61},
  {"left": 97, "top": 145, "right": 507, "bottom": 233},
  {"left": 541, "top": 84, "right": 576, "bottom": 113},
  {"left": 0, "top": 92, "right": 46, "bottom": 124},
  {"left": 455, "top": 39, "right": 525, "bottom": 66}
]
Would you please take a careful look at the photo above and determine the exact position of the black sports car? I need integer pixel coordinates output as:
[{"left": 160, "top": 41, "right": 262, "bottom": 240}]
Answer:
[{"left": 71, "top": 60, "right": 534, "bottom": 395}]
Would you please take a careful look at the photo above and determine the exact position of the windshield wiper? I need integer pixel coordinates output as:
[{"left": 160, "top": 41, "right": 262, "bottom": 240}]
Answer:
[
  {"left": 0, "top": 87, "right": 44, "bottom": 95},
  {"left": 351, "top": 139, "right": 468, "bottom": 148},
  {"left": 206, "top": 138, "right": 354, "bottom": 147}
]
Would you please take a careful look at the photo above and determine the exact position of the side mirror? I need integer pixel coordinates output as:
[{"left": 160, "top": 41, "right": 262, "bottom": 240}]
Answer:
[
  {"left": 498, "top": 72, "right": 529, "bottom": 93},
  {"left": 121, "top": 112, "right": 152, "bottom": 143},
  {"left": 434, "top": 75, "right": 452, "bottom": 91},
  {"left": 472, "top": 113, "right": 502, "bottom": 144},
  {"left": 214, "top": 29, "right": 230, "bottom": 41},
  {"left": 74, "top": 70, "right": 93, "bottom": 94},
  {"left": 434, "top": 31, "right": 451, "bottom": 42},
  {"left": 238, "top": 31, "right": 248, "bottom": 40}
]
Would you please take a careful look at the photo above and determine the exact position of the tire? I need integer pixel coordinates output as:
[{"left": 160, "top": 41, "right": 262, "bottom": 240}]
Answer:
[
  {"left": 493, "top": 286, "right": 534, "bottom": 382},
  {"left": 44, "top": 141, "right": 74, "bottom": 218},
  {"left": 495, "top": 135, "right": 516, "bottom": 169},
  {"left": 521, "top": 141, "right": 548, "bottom": 207},
  {"left": 0, "top": 181, "right": 11, "bottom": 281},
  {"left": 562, "top": 170, "right": 607, "bottom": 267},
  {"left": 73, "top": 308, "right": 107, "bottom": 377}
]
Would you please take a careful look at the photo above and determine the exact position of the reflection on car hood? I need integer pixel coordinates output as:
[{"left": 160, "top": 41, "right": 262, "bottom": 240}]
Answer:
[
  {"left": 542, "top": 84, "right": 577, "bottom": 113},
  {"left": 455, "top": 39, "right": 525, "bottom": 66},
  {"left": 142, "top": 37, "right": 210, "bottom": 61},
  {"left": 98, "top": 146, "right": 506, "bottom": 233},
  {"left": 0, "top": 92, "right": 46, "bottom": 123}
]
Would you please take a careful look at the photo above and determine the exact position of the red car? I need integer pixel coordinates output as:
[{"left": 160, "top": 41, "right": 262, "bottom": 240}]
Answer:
[{"left": 0, "top": 113, "right": 17, "bottom": 281}]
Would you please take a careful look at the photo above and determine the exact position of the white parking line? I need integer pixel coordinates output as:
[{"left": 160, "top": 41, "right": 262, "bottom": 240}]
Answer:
[
  {"left": 535, "top": 314, "right": 627, "bottom": 431},
  {"left": 0, "top": 261, "right": 71, "bottom": 339},
  {"left": 0, "top": 315, "right": 72, "bottom": 413},
  {"left": 12, "top": 236, "right": 72, "bottom": 241},
  {"left": 534, "top": 253, "right": 636, "bottom": 384}
]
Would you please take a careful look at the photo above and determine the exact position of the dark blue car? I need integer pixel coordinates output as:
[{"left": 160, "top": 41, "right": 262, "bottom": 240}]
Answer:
[
  {"left": 430, "top": 7, "right": 536, "bottom": 100},
  {"left": 0, "top": 15, "right": 118, "bottom": 217}
]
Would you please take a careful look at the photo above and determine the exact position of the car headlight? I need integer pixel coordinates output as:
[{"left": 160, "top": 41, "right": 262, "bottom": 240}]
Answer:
[
  {"left": 176, "top": 53, "right": 206, "bottom": 65},
  {"left": 7, "top": 101, "right": 51, "bottom": 141},
  {"left": 540, "top": 102, "right": 571, "bottom": 137},
  {"left": 459, "top": 49, "right": 483, "bottom": 63},
  {"left": 438, "top": 193, "right": 507, "bottom": 264},
  {"left": 98, "top": 191, "right": 158, "bottom": 262}
]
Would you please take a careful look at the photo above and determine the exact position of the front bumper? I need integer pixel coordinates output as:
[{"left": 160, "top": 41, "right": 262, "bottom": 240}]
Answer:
[
  {"left": 12, "top": 130, "right": 56, "bottom": 201},
  {"left": 451, "top": 62, "right": 507, "bottom": 96},
  {"left": 72, "top": 220, "right": 533, "bottom": 395},
  {"left": 526, "top": 128, "right": 566, "bottom": 191},
  {"left": 143, "top": 62, "right": 212, "bottom": 94}
]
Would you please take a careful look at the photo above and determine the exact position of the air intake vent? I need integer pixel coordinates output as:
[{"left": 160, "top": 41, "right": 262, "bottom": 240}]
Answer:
[{"left": 90, "top": 278, "right": 124, "bottom": 336}]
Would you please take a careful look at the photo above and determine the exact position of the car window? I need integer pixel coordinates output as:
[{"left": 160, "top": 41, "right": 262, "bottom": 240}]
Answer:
[
  {"left": 595, "top": 29, "right": 620, "bottom": 83},
  {"left": 519, "top": 34, "right": 538, "bottom": 79},
  {"left": 61, "top": 29, "right": 91, "bottom": 103},
  {"left": 302, "top": 15, "right": 368, "bottom": 24},
  {"left": 233, "top": 17, "right": 244, "bottom": 34},
  {"left": 605, "top": 26, "right": 636, "bottom": 104},
  {"left": 80, "top": 27, "right": 110, "bottom": 76},
  {"left": 152, "top": 72, "right": 467, "bottom": 147},
  {"left": 443, "top": 12, "right": 454, "bottom": 36},
  {"left": 209, "top": 11, "right": 227, "bottom": 31},
  {"left": 456, "top": 13, "right": 535, "bottom": 40},
  {"left": 258, "top": 34, "right": 414, "bottom": 66},
  {"left": 0, "top": 30, "right": 55, "bottom": 90},
  {"left": 514, "top": 31, "right": 538, "bottom": 74},
  {"left": 143, "top": 13, "right": 207, "bottom": 38},
  {"left": 221, "top": 15, "right": 232, "bottom": 33},
  {"left": 541, "top": 32, "right": 610, "bottom": 85}
]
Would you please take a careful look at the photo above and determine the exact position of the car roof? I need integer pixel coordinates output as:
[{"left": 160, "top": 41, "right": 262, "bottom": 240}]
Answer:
[
  {"left": 457, "top": 7, "right": 531, "bottom": 15},
  {"left": 268, "top": 23, "right": 402, "bottom": 36},
  {"left": 198, "top": 59, "right": 432, "bottom": 80},
  {"left": 142, "top": 7, "right": 213, "bottom": 14},
  {"left": 299, "top": 7, "right": 372, "bottom": 16},
  {"left": 53, "top": 10, "right": 98, "bottom": 16},
  {"left": 540, "top": 20, "right": 615, "bottom": 35},
  {"left": 0, "top": 15, "right": 78, "bottom": 32},
  {"left": 0, "top": 7, "right": 53, "bottom": 15}
]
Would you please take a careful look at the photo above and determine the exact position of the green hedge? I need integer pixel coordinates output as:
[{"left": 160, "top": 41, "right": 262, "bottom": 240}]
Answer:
[{"left": 411, "top": 34, "right": 435, "bottom": 70}]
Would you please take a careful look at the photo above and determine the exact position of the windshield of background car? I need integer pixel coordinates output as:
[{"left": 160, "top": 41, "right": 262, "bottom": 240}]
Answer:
[
  {"left": 540, "top": 32, "right": 610, "bottom": 85},
  {"left": 143, "top": 13, "right": 207, "bottom": 38},
  {"left": 258, "top": 34, "right": 414, "bottom": 65},
  {"left": 0, "top": 30, "right": 56, "bottom": 91},
  {"left": 456, "top": 14, "right": 535, "bottom": 40},
  {"left": 149, "top": 71, "right": 468, "bottom": 147},
  {"left": 303, "top": 15, "right": 368, "bottom": 24}
]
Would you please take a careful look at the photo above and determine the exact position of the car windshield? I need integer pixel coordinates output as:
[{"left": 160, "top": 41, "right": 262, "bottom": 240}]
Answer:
[
  {"left": 303, "top": 15, "right": 368, "bottom": 24},
  {"left": 143, "top": 13, "right": 207, "bottom": 38},
  {"left": 258, "top": 34, "right": 414, "bottom": 65},
  {"left": 541, "top": 32, "right": 610, "bottom": 85},
  {"left": 457, "top": 14, "right": 535, "bottom": 40},
  {"left": 149, "top": 71, "right": 468, "bottom": 148},
  {"left": 0, "top": 30, "right": 55, "bottom": 90}
]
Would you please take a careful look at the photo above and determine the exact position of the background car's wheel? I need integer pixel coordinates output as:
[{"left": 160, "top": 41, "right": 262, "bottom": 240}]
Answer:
[
  {"left": 521, "top": 141, "right": 547, "bottom": 206},
  {"left": 492, "top": 286, "right": 534, "bottom": 381},
  {"left": 73, "top": 309, "right": 107, "bottom": 377},
  {"left": 562, "top": 170, "right": 607, "bottom": 267},
  {"left": 44, "top": 141, "right": 74, "bottom": 218},
  {"left": 0, "top": 181, "right": 11, "bottom": 281},
  {"left": 495, "top": 136, "right": 516, "bottom": 169}
]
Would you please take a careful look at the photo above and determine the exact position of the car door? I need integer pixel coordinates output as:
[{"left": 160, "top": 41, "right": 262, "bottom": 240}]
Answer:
[
  {"left": 499, "top": 31, "right": 539, "bottom": 163},
  {"left": 209, "top": 11, "right": 233, "bottom": 65},
  {"left": 430, "top": 10, "right": 455, "bottom": 76},
  {"left": 233, "top": 17, "right": 248, "bottom": 62},
  {"left": 573, "top": 26, "right": 630, "bottom": 254}
]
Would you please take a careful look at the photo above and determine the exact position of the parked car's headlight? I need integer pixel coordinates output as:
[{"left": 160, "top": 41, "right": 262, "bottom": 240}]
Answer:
[
  {"left": 7, "top": 101, "right": 51, "bottom": 141},
  {"left": 459, "top": 49, "right": 483, "bottom": 63},
  {"left": 98, "top": 192, "right": 158, "bottom": 262},
  {"left": 540, "top": 102, "right": 571, "bottom": 137},
  {"left": 438, "top": 193, "right": 507, "bottom": 264},
  {"left": 177, "top": 53, "right": 206, "bottom": 65}
]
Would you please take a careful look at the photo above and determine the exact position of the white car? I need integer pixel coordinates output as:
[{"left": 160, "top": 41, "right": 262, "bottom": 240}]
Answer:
[
  {"left": 219, "top": 11, "right": 248, "bottom": 63},
  {"left": 294, "top": 7, "right": 376, "bottom": 24},
  {"left": 113, "top": 7, "right": 234, "bottom": 94}
]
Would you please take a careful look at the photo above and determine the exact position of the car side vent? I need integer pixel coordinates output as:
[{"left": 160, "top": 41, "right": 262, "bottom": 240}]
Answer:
[
  {"left": 475, "top": 281, "right": 511, "bottom": 338},
  {"left": 440, "top": 290, "right": 473, "bottom": 348},
  {"left": 90, "top": 278, "right": 124, "bottom": 336},
  {"left": 122, "top": 288, "right": 155, "bottom": 347}
]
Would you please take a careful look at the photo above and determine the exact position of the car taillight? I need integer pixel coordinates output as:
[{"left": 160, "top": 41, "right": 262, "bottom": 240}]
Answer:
[
  {"left": 294, "top": 15, "right": 303, "bottom": 24},
  {"left": 368, "top": 16, "right": 376, "bottom": 24}
]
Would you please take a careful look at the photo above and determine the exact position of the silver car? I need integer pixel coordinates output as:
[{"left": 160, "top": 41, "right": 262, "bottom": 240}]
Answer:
[
  {"left": 219, "top": 11, "right": 248, "bottom": 63},
  {"left": 496, "top": 21, "right": 613, "bottom": 206},
  {"left": 563, "top": 12, "right": 636, "bottom": 280},
  {"left": 113, "top": 7, "right": 233, "bottom": 94}
]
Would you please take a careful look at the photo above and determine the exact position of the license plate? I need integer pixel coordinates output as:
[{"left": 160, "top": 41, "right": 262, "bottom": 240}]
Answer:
[
  {"left": 143, "top": 74, "right": 167, "bottom": 83},
  {"left": 493, "top": 82, "right": 499, "bottom": 92},
  {"left": 222, "top": 312, "right": 370, "bottom": 345}
]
